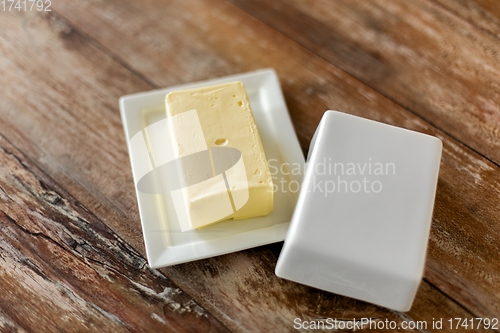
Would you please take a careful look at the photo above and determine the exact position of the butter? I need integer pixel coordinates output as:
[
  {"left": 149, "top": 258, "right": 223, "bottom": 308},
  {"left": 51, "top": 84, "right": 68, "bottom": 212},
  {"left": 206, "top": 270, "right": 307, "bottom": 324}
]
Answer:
[{"left": 166, "top": 82, "right": 273, "bottom": 231}]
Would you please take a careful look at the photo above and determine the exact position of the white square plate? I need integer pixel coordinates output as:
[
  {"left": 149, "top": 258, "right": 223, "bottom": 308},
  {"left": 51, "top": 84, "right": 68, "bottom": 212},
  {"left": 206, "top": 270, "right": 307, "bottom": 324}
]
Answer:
[{"left": 120, "top": 69, "right": 305, "bottom": 268}]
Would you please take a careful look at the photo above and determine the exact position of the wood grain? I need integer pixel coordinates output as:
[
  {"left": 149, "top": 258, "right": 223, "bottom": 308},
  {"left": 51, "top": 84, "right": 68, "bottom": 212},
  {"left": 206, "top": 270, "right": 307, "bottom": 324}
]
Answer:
[
  {"left": 47, "top": 0, "right": 500, "bottom": 320},
  {"left": 0, "top": 135, "right": 228, "bottom": 332},
  {"left": 432, "top": 0, "right": 500, "bottom": 38},
  {"left": 0, "top": 0, "right": 499, "bottom": 331},
  {"left": 230, "top": 0, "right": 500, "bottom": 167}
]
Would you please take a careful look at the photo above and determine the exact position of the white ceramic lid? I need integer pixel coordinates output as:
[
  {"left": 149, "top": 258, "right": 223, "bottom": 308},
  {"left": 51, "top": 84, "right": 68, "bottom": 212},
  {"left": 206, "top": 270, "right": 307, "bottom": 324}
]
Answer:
[{"left": 275, "top": 111, "right": 442, "bottom": 311}]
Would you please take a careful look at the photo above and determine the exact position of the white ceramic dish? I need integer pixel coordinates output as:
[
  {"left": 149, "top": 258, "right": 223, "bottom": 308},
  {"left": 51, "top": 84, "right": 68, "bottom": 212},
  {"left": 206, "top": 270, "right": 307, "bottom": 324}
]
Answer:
[
  {"left": 275, "top": 111, "right": 442, "bottom": 311},
  {"left": 120, "top": 69, "right": 304, "bottom": 268}
]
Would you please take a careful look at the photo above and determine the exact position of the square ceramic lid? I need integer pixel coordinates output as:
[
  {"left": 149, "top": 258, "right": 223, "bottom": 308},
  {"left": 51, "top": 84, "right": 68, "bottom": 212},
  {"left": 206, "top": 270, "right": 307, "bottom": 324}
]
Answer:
[{"left": 275, "top": 111, "right": 442, "bottom": 311}]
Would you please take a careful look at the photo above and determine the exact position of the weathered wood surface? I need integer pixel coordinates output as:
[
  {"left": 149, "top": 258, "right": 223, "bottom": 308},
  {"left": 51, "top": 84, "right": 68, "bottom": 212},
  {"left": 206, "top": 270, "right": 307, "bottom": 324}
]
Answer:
[
  {"left": 0, "top": 136, "right": 228, "bottom": 332},
  {"left": 231, "top": 0, "right": 500, "bottom": 167},
  {"left": 433, "top": 0, "right": 500, "bottom": 38},
  {"left": 0, "top": 0, "right": 499, "bottom": 331}
]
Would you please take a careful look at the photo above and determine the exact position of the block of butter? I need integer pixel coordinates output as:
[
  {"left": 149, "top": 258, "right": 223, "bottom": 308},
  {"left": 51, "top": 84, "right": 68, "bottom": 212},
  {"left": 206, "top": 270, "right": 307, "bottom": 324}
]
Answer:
[{"left": 165, "top": 82, "right": 273, "bottom": 231}]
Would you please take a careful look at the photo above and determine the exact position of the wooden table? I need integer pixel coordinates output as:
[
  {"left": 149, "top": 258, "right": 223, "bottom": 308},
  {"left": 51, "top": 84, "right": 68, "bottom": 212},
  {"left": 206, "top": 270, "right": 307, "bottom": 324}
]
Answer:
[{"left": 1, "top": 0, "right": 499, "bottom": 332}]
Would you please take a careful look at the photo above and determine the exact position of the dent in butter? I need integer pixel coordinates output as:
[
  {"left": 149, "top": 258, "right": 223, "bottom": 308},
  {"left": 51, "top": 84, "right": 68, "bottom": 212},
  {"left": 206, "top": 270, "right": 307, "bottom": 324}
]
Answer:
[{"left": 165, "top": 82, "right": 273, "bottom": 231}]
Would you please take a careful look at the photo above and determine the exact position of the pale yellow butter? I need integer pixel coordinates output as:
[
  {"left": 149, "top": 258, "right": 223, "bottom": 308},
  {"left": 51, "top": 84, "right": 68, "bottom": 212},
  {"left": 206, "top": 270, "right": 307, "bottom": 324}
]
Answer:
[{"left": 166, "top": 82, "right": 273, "bottom": 230}]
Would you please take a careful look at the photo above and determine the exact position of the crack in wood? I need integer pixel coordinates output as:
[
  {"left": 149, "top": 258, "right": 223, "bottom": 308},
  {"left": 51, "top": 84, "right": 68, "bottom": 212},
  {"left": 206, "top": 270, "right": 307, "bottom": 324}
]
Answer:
[{"left": 0, "top": 135, "right": 230, "bottom": 332}]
